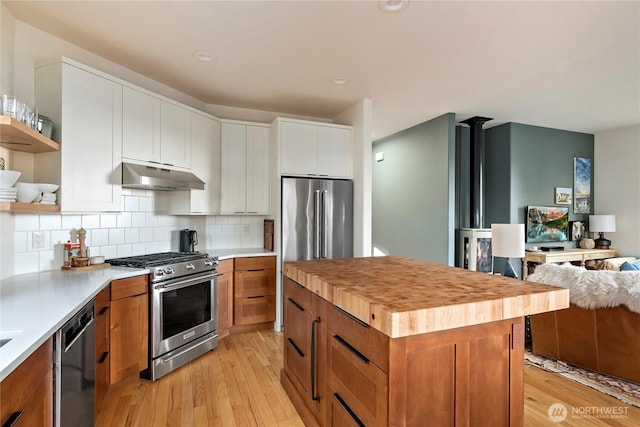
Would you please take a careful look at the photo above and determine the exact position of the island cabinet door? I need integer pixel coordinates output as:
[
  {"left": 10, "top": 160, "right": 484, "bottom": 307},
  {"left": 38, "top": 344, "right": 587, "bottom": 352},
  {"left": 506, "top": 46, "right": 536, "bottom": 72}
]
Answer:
[
  {"left": 282, "top": 278, "right": 326, "bottom": 426},
  {"left": 387, "top": 318, "right": 524, "bottom": 427}
]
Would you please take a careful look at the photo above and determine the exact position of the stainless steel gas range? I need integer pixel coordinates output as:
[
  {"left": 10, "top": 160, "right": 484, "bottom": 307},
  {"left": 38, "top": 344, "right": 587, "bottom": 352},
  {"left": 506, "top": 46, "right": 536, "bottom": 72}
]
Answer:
[{"left": 107, "top": 252, "right": 219, "bottom": 380}]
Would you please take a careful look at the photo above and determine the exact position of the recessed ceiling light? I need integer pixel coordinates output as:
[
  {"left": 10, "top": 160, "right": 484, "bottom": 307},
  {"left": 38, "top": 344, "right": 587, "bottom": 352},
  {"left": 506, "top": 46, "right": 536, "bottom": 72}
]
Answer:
[
  {"left": 331, "top": 76, "right": 349, "bottom": 85},
  {"left": 379, "top": 0, "right": 409, "bottom": 13},
  {"left": 193, "top": 51, "right": 215, "bottom": 62}
]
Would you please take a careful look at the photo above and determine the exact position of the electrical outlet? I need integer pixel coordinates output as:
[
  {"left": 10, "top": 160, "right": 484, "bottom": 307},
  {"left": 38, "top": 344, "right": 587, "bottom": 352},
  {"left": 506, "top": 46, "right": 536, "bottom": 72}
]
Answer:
[
  {"left": 32, "top": 232, "right": 45, "bottom": 249},
  {"left": 243, "top": 224, "right": 251, "bottom": 235}
]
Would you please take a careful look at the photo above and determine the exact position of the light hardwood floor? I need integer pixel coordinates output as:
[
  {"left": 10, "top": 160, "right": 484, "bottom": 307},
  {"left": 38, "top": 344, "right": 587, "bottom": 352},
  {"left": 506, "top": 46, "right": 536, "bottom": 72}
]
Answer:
[{"left": 96, "top": 330, "right": 640, "bottom": 426}]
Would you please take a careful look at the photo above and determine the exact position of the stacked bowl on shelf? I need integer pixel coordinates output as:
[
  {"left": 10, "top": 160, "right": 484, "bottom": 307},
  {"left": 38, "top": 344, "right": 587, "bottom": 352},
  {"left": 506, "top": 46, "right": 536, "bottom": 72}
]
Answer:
[
  {"left": 0, "top": 170, "right": 20, "bottom": 202},
  {"left": 14, "top": 182, "right": 58, "bottom": 204}
]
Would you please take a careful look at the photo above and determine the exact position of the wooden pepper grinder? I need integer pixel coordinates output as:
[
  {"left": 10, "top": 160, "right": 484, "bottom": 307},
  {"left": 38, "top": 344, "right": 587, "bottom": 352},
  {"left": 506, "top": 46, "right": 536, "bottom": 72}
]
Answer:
[{"left": 78, "top": 228, "right": 87, "bottom": 258}]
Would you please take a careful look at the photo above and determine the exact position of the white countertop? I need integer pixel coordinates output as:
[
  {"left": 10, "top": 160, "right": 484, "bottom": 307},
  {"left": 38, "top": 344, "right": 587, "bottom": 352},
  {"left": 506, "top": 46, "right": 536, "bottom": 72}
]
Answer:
[
  {"left": 203, "top": 247, "right": 276, "bottom": 260},
  {"left": 0, "top": 248, "right": 276, "bottom": 381},
  {"left": 0, "top": 266, "right": 147, "bottom": 381}
]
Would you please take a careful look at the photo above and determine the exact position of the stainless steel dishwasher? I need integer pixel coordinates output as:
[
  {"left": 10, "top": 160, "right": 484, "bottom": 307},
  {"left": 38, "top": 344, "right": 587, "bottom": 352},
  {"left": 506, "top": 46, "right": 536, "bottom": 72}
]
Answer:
[{"left": 54, "top": 299, "right": 95, "bottom": 427}]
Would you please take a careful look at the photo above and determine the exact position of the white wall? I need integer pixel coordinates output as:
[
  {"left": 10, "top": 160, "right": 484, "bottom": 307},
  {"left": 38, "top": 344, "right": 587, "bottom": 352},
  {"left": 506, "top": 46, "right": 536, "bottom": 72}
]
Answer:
[{"left": 594, "top": 124, "right": 640, "bottom": 257}]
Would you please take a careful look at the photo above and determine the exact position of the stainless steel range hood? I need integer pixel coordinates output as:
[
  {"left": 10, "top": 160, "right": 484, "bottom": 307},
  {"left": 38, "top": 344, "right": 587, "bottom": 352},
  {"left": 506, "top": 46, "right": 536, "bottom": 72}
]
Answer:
[{"left": 121, "top": 162, "right": 205, "bottom": 191}]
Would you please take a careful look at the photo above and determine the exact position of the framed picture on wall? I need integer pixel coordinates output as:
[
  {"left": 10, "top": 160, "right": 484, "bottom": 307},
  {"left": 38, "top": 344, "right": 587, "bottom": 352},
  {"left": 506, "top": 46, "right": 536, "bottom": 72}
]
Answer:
[
  {"left": 574, "top": 157, "right": 591, "bottom": 213},
  {"left": 555, "top": 187, "right": 572, "bottom": 205},
  {"left": 569, "top": 220, "right": 585, "bottom": 241}
]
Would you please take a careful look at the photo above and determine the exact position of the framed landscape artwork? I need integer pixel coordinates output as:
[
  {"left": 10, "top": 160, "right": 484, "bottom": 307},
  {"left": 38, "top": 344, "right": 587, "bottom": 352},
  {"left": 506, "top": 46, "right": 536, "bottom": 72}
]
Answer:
[
  {"left": 574, "top": 157, "right": 591, "bottom": 213},
  {"left": 555, "top": 187, "right": 572, "bottom": 205}
]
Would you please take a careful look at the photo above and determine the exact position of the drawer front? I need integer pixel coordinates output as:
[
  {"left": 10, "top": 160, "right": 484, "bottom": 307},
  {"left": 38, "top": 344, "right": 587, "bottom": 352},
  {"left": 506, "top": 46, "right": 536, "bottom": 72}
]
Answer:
[
  {"left": 234, "top": 256, "right": 276, "bottom": 271},
  {"left": 111, "top": 275, "right": 148, "bottom": 300},
  {"left": 328, "top": 305, "right": 389, "bottom": 372},
  {"left": 96, "top": 286, "right": 110, "bottom": 355},
  {"left": 328, "top": 331, "right": 388, "bottom": 427},
  {"left": 235, "top": 270, "right": 275, "bottom": 298},
  {"left": 284, "top": 277, "right": 312, "bottom": 314},
  {"left": 284, "top": 300, "right": 310, "bottom": 395},
  {"left": 95, "top": 351, "right": 110, "bottom": 413},
  {"left": 234, "top": 295, "right": 276, "bottom": 325},
  {"left": 217, "top": 258, "right": 234, "bottom": 274}
]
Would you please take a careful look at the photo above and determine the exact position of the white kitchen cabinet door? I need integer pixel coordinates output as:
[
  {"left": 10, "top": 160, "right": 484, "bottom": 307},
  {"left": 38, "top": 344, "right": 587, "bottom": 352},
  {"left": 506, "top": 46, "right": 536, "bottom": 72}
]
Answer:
[
  {"left": 317, "top": 126, "right": 352, "bottom": 178},
  {"left": 189, "top": 113, "right": 221, "bottom": 213},
  {"left": 160, "top": 101, "right": 191, "bottom": 169},
  {"left": 279, "top": 121, "right": 317, "bottom": 176},
  {"left": 122, "top": 86, "right": 161, "bottom": 163},
  {"left": 246, "top": 125, "right": 270, "bottom": 214},
  {"left": 277, "top": 119, "right": 353, "bottom": 178},
  {"left": 220, "top": 122, "right": 247, "bottom": 213},
  {"left": 35, "top": 61, "right": 123, "bottom": 212}
]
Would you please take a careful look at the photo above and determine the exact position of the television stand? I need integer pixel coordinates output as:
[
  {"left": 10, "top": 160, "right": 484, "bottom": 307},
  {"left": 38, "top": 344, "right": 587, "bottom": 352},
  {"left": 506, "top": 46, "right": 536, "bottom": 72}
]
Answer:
[{"left": 522, "top": 248, "right": 619, "bottom": 279}]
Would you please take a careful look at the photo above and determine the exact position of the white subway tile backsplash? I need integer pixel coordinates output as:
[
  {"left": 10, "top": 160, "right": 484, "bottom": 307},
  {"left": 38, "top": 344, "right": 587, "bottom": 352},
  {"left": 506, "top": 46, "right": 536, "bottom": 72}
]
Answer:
[
  {"left": 124, "top": 195, "right": 139, "bottom": 212},
  {"left": 15, "top": 214, "right": 39, "bottom": 231},
  {"left": 116, "top": 212, "right": 131, "bottom": 228},
  {"left": 82, "top": 214, "right": 100, "bottom": 229},
  {"left": 109, "top": 228, "right": 125, "bottom": 245},
  {"left": 131, "top": 212, "right": 146, "bottom": 227},
  {"left": 100, "top": 214, "right": 117, "bottom": 228},
  {"left": 2, "top": 188, "right": 269, "bottom": 278},
  {"left": 40, "top": 215, "right": 61, "bottom": 230}
]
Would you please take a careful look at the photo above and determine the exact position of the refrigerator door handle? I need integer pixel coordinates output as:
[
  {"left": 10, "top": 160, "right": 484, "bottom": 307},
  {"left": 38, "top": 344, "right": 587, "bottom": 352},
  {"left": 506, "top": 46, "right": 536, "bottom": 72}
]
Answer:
[
  {"left": 313, "top": 190, "right": 321, "bottom": 259},
  {"left": 321, "top": 190, "right": 328, "bottom": 258}
]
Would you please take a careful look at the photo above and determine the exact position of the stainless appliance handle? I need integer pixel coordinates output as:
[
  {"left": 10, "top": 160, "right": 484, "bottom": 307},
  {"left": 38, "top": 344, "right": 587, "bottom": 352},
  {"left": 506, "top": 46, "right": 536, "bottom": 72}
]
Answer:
[
  {"left": 64, "top": 317, "right": 94, "bottom": 353},
  {"left": 160, "top": 334, "right": 218, "bottom": 363},
  {"left": 154, "top": 272, "right": 220, "bottom": 290},
  {"left": 313, "top": 190, "right": 321, "bottom": 259},
  {"left": 321, "top": 190, "right": 328, "bottom": 258}
]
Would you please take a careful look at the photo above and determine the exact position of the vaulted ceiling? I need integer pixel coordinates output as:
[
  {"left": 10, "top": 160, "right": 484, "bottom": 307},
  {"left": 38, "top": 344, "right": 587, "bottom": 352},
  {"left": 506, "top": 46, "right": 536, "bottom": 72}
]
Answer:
[{"left": 4, "top": 0, "right": 639, "bottom": 139}]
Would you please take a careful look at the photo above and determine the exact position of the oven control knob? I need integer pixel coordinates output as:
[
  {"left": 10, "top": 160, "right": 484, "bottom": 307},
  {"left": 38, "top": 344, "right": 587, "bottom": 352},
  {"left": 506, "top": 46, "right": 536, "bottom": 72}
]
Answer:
[
  {"left": 205, "top": 259, "right": 215, "bottom": 266},
  {"left": 156, "top": 269, "right": 164, "bottom": 276},
  {"left": 164, "top": 267, "right": 174, "bottom": 275},
  {"left": 186, "top": 263, "right": 195, "bottom": 270}
]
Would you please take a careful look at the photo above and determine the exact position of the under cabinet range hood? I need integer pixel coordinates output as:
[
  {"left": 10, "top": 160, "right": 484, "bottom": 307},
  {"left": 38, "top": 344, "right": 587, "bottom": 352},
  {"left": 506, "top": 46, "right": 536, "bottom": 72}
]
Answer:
[{"left": 121, "top": 162, "right": 205, "bottom": 191}]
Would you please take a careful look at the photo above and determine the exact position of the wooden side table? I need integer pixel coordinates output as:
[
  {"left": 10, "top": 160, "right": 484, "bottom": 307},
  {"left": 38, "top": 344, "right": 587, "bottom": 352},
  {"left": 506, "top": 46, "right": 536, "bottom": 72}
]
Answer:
[{"left": 522, "top": 248, "right": 619, "bottom": 279}]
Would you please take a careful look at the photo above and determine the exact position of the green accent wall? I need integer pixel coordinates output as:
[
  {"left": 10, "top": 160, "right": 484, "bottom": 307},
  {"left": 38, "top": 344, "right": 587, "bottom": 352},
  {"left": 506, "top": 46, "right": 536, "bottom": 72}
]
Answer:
[{"left": 372, "top": 113, "right": 456, "bottom": 265}]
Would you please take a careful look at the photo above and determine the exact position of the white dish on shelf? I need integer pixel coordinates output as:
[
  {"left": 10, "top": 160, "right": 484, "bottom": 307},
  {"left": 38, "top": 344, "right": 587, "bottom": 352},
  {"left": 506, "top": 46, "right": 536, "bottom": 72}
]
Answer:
[
  {"left": 0, "top": 170, "right": 21, "bottom": 188},
  {"left": 36, "top": 183, "right": 59, "bottom": 193},
  {"left": 15, "top": 182, "right": 40, "bottom": 203}
]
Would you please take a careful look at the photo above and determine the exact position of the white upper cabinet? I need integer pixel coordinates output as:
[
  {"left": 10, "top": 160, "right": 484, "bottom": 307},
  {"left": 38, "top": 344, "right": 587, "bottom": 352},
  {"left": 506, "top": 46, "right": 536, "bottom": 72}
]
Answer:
[
  {"left": 122, "top": 90, "right": 191, "bottom": 170},
  {"left": 122, "top": 87, "right": 161, "bottom": 163},
  {"left": 220, "top": 121, "right": 270, "bottom": 214},
  {"left": 276, "top": 118, "right": 352, "bottom": 178},
  {"left": 160, "top": 101, "right": 191, "bottom": 169},
  {"left": 159, "top": 112, "right": 221, "bottom": 215},
  {"left": 34, "top": 59, "right": 123, "bottom": 212}
]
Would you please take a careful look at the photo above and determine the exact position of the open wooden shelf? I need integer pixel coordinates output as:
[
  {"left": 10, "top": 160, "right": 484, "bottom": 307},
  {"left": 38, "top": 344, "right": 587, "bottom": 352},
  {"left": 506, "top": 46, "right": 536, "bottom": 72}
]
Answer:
[
  {"left": 0, "top": 115, "right": 60, "bottom": 153},
  {"left": 0, "top": 202, "right": 60, "bottom": 212}
]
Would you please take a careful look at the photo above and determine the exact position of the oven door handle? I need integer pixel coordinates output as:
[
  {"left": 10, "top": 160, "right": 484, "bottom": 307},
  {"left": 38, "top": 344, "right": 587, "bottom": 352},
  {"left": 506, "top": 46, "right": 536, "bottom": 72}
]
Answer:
[
  {"left": 154, "top": 272, "right": 220, "bottom": 290},
  {"left": 160, "top": 334, "right": 219, "bottom": 363}
]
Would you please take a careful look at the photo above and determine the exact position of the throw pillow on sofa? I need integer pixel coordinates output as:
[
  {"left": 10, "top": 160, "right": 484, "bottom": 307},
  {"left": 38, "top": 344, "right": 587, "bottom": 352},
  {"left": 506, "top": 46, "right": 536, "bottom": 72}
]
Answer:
[{"left": 620, "top": 259, "right": 640, "bottom": 271}]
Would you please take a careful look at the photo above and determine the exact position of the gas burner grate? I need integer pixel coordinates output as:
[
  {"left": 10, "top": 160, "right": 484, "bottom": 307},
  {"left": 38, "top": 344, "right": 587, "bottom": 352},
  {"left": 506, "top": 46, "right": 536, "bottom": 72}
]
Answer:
[{"left": 106, "top": 252, "right": 209, "bottom": 268}]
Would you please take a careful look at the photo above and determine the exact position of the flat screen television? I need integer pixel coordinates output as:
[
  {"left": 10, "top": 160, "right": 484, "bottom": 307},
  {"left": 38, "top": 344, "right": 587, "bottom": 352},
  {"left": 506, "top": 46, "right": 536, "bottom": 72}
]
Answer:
[{"left": 526, "top": 206, "right": 569, "bottom": 243}]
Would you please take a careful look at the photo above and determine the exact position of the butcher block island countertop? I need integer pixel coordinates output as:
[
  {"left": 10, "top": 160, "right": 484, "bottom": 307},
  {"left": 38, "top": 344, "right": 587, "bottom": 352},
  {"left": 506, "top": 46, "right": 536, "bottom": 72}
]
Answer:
[
  {"left": 283, "top": 255, "right": 569, "bottom": 338},
  {"left": 281, "top": 256, "right": 571, "bottom": 426}
]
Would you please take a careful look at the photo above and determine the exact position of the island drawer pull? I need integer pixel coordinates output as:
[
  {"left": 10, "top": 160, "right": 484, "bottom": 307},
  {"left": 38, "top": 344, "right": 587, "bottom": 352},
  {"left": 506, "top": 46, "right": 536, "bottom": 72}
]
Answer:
[
  {"left": 333, "top": 335, "right": 369, "bottom": 365},
  {"left": 335, "top": 306, "right": 369, "bottom": 328},
  {"left": 311, "top": 317, "right": 321, "bottom": 401},
  {"left": 287, "top": 338, "right": 304, "bottom": 357},
  {"left": 2, "top": 411, "right": 23, "bottom": 427},
  {"left": 247, "top": 295, "right": 265, "bottom": 299},
  {"left": 288, "top": 297, "right": 305, "bottom": 312},
  {"left": 333, "top": 393, "right": 365, "bottom": 427}
]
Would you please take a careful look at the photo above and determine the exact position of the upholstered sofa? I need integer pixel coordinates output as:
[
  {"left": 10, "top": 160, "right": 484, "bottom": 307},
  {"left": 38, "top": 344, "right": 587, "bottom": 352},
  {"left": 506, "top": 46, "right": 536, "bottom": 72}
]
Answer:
[{"left": 527, "top": 262, "right": 640, "bottom": 384}]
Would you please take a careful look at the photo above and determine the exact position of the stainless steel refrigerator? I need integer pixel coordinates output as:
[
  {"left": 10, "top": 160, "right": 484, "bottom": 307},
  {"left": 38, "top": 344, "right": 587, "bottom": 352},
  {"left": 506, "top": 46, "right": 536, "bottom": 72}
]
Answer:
[{"left": 281, "top": 177, "right": 353, "bottom": 263}]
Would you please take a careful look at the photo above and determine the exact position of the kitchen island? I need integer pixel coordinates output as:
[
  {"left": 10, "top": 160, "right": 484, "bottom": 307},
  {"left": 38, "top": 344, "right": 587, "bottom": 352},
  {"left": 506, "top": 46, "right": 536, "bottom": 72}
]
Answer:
[{"left": 281, "top": 256, "right": 569, "bottom": 427}]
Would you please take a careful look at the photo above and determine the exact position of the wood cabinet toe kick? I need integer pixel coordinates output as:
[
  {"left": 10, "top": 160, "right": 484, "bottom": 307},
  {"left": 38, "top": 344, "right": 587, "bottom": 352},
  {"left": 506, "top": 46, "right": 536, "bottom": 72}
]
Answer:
[{"left": 281, "top": 256, "right": 569, "bottom": 427}]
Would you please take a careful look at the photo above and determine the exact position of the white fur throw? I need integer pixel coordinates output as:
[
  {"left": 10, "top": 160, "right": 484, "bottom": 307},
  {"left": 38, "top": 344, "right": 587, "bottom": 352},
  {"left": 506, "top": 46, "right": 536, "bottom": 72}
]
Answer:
[{"left": 527, "top": 263, "right": 640, "bottom": 314}]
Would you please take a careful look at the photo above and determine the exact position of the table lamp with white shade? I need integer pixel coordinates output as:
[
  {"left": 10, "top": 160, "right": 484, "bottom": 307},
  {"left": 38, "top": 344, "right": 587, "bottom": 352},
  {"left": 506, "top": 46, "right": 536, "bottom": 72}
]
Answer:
[
  {"left": 589, "top": 215, "right": 616, "bottom": 249},
  {"left": 491, "top": 224, "right": 525, "bottom": 278}
]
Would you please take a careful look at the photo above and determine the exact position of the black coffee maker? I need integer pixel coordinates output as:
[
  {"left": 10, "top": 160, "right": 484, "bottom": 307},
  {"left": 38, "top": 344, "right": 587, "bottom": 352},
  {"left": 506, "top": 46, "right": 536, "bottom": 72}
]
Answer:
[{"left": 179, "top": 229, "right": 198, "bottom": 252}]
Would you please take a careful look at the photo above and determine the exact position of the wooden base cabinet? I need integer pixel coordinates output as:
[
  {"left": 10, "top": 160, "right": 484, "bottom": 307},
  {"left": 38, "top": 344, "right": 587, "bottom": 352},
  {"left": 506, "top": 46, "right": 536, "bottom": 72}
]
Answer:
[
  {"left": 234, "top": 257, "right": 276, "bottom": 326},
  {"left": 217, "top": 259, "right": 234, "bottom": 339},
  {"left": 0, "top": 339, "right": 53, "bottom": 427},
  {"left": 282, "top": 276, "right": 525, "bottom": 427},
  {"left": 109, "top": 275, "right": 148, "bottom": 384},
  {"left": 95, "top": 286, "right": 111, "bottom": 414}
]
